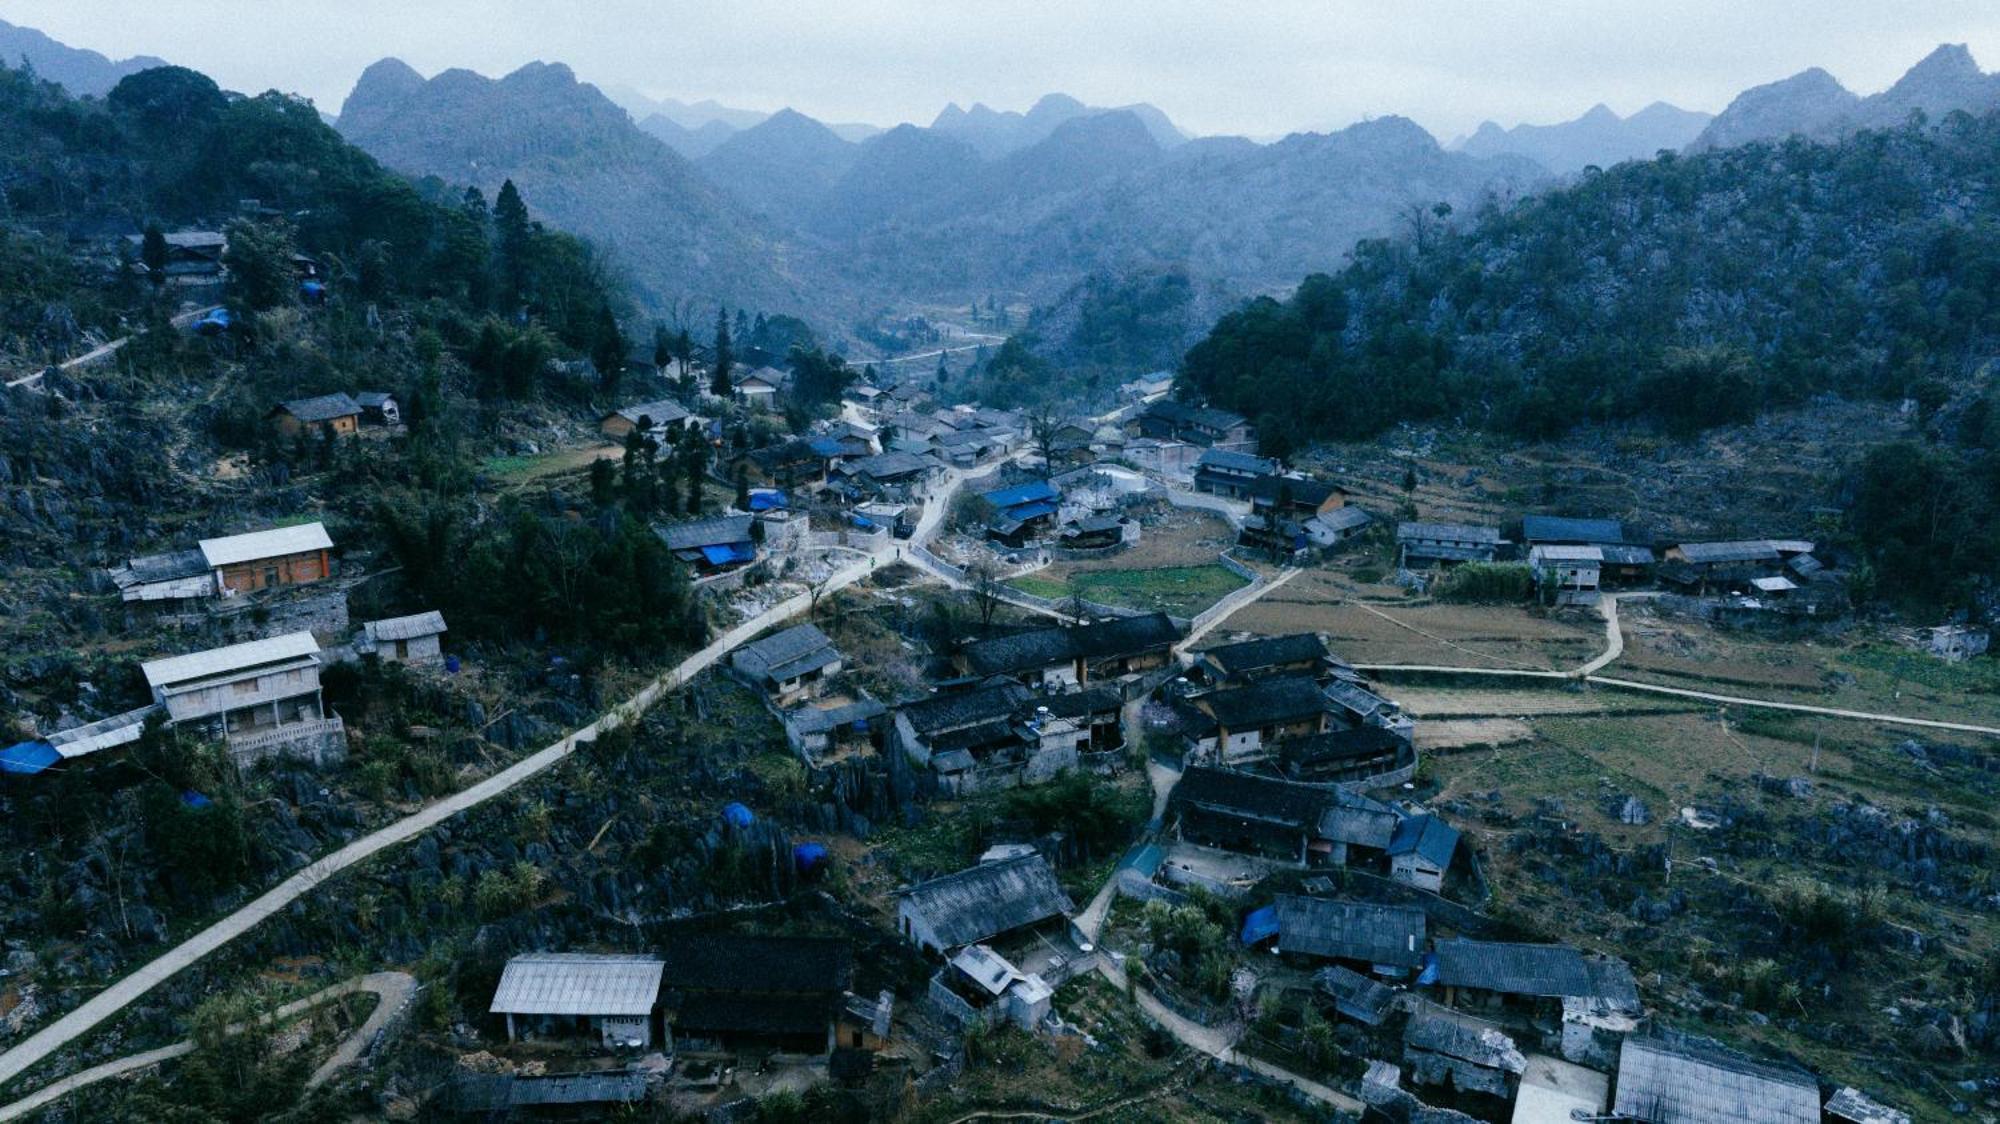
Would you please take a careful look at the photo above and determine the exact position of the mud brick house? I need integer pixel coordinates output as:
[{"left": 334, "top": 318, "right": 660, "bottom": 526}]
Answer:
[
  {"left": 202, "top": 523, "right": 336, "bottom": 596},
  {"left": 268, "top": 393, "right": 361, "bottom": 438},
  {"left": 660, "top": 936, "right": 853, "bottom": 1056},
  {"left": 1167, "top": 766, "right": 1346, "bottom": 864},
  {"left": 658, "top": 514, "right": 757, "bottom": 574},
  {"left": 1403, "top": 1001, "right": 1525, "bottom": 1101},
  {"left": 1128, "top": 399, "right": 1254, "bottom": 448},
  {"left": 1386, "top": 813, "right": 1460, "bottom": 891},
  {"left": 357, "top": 611, "right": 447, "bottom": 667},
  {"left": 730, "top": 623, "right": 842, "bottom": 703},
  {"left": 1397, "top": 521, "right": 1504, "bottom": 567},
  {"left": 490, "top": 953, "right": 665, "bottom": 1049},
  {"left": 1276, "top": 726, "right": 1416, "bottom": 788},
  {"left": 599, "top": 398, "right": 692, "bottom": 439},
  {"left": 1190, "top": 633, "right": 1344, "bottom": 688}
]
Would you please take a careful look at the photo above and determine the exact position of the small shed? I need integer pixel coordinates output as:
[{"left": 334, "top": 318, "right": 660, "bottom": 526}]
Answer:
[
  {"left": 360, "top": 611, "right": 448, "bottom": 666},
  {"left": 490, "top": 953, "right": 664, "bottom": 1049},
  {"left": 269, "top": 393, "right": 362, "bottom": 437}
]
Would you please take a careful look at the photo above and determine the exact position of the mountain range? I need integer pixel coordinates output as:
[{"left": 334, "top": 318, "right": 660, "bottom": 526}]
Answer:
[
  {"left": 1453, "top": 101, "right": 1712, "bottom": 173},
  {"left": 0, "top": 16, "right": 167, "bottom": 97},
  {"left": 1691, "top": 43, "right": 2000, "bottom": 150}
]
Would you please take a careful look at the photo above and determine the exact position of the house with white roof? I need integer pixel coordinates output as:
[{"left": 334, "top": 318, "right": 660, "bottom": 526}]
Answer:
[
  {"left": 140, "top": 631, "right": 345, "bottom": 766},
  {"left": 490, "top": 953, "right": 665, "bottom": 1049}
]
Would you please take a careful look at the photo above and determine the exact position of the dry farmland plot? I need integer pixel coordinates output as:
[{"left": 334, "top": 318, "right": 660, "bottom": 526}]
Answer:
[
  {"left": 1226, "top": 571, "right": 1602, "bottom": 670},
  {"left": 1014, "top": 508, "right": 1250, "bottom": 617},
  {"left": 1616, "top": 606, "right": 2000, "bottom": 730}
]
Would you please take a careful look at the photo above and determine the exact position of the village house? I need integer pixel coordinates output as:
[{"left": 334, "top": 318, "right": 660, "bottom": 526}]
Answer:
[
  {"left": 1397, "top": 521, "right": 1505, "bottom": 567},
  {"left": 896, "top": 853, "right": 1079, "bottom": 958},
  {"left": 1250, "top": 475, "right": 1347, "bottom": 521},
  {"left": 1562, "top": 956, "right": 1644, "bottom": 1070},
  {"left": 1925, "top": 623, "right": 1989, "bottom": 662},
  {"left": 140, "top": 631, "right": 346, "bottom": 766},
  {"left": 357, "top": 611, "right": 448, "bottom": 666},
  {"left": 126, "top": 229, "right": 226, "bottom": 283},
  {"left": 659, "top": 936, "right": 853, "bottom": 1056},
  {"left": 1127, "top": 399, "right": 1255, "bottom": 448},
  {"left": 782, "top": 697, "right": 888, "bottom": 767},
  {"left": 1044, "top": 420, "right": 1098, "bottom": 469},
  {"left": 1056, "top": 514, "right": 1128, "bottom": 552},
  {"left": 928, "top": 944, "right": 1054, "bottom": 1033},
  {"left": 1270, "top": 894, "right": 1427, "bottom": 976},
  {"left": 1528, "top": 544, "right": 1603, "bottom": 606},
  {"left": 833, "top": 450, "right": 939, "bottom": 500},
  {"left": 658, "top": 514, "right": 757, "bottom": 575},
  {"left": 598, "top": 398, "right": 692, "bottom": 440},
  {"left": 1402, "top": 1001, "right": 1526, "bottom": 1102},
  {"left": 1167, "top": 765, "right": 1347, "bottom": 865},
  {"left": 1317, "top": 787, "right": 1403, "bottom": 867},
  {"left": 1428, "top": 938, "right": 1618, "bottom": 1025},
  {"left": 957, "top": 612, "right": 1182, "bottom": 689},
  {"left": 354, "top": 391, "right": 401, "bottom": 427},
  {"left": 740, "top": 437, "right": 838, "bottom": 490},
  {"left": 892, "top": 682, "right": 1121, "bottom": 792},
  {"left": 490, "top": 953, "right": 664, "bottom": 1049},
  {"left": 1522, "top": 515, "right": 1653, "bottom": 584},
  {"left": 980, "top": 479, "right": 1063, "bottom": 548},
  {"left": 1659, "top": 539, "right": 1816, "bottom": 593},
  {"left": 1385, "top": 813, "right": 1460, "bottom": 891},
  {"left": 268, "top": 393, "right": 362, "bottom": 438},
  {"left": 1191, "top": 449, "right": 1279, "bottom": 500},
  {"left": 933, "top": 427, "right": 1003, "bottom": 467},
  {"left": 1611, "top": 1034, "right": 1821, "bottom": 1124},
  {"left": 1191, "top": 633, "right": 1345, "bottom": 688},
  {"left": 1119, "top": 371, "right": 1175, "bottom": 402},
  {"left": 735, "top": 366, "right": 788, "bottom": 407},
  {"left": 1323, "top": 678, "right": 1417, "bottom": 742},
  {"left": 203, "top": 523, "right": 337, "bottom": 596},
  {"left": 1173, "top": 675, "right": 1334, "bottom": 764},
  {"left": 1275, "top": 726, "right": 1417, "bottom": 788},
  {"left": 1317, "top": 965, "right": 1397, "bottom": 1026},
  {"left": 731, "top": 623, "right": 842, "bottom": 703}
]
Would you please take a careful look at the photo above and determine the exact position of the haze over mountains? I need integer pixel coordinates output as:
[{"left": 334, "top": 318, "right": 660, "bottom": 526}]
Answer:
[
  {"left": 1453, "top": 101, "right": 1713, "bottom": 173},
  {"left": 1692, "top": 42, "right": 2000, "bottom": 149},
  {"left": 0, "top": 16, "right": 167, "bottom": 97}
]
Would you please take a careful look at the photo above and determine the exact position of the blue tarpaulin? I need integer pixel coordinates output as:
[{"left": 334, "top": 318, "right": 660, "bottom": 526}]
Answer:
[
  {"left": 793, "top": 842, "right": 829, "bottom": 872},
  {"left": 1240, "top": 904, "right": 1280, "bottom": 946},
  {"left": 1417, "top": 951, "right": 1440, "bottom": 986},
  {"left": 700, "top": 542, "right": 755, "bottom": 566},
  {"left": 181, "top": 790, "right": 213, "bottom": 809},
  {"left": 849, "top": 514, "right": 876, "bottom": 530},
  {"left": 747, "top": 490, "right": 788, "bottom": 512},
  {"left": 0, "top": 741, "right": 59, "bottom": 776},
  {"left": 1000, "top": 501, "right": 1058, "bottom": 522},
  {"left": 983, "top": 481, "right": 1059, "bottom": 509},
  {"left": 722, "top": 802, "right": 755, "bottom": 828}
]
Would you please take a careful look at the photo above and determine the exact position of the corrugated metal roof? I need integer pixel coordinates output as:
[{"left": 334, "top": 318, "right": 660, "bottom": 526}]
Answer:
[
  {"left": 142, "top": 632, "right": 320, "bottom": 689},
  {"left": 490, "top": 953, "right": 664, "bottom": 1017},
  {"left": 364, "top": 611, "right": 448, "bottom": 643},
  {"left": 47, "top": 707, "right": 156, "bottom": 759},
  {"left": 1397, "top": 522, "right": 1502, "bottom": 545},
  {"left": 276, "top": 393, "right": 361, "bottom": 422},
  {"left": 899, "top": 854, "right": 1074, "bottom": 948},
  {"left": 198, "top": 523, "right": 333, "bottom": 568},
  {"left": 1521, "top": 515, "right": 1625, "bottom": 545},
  {"left": 1529, "top": 545, "right": 1604, "bottom": 563},
  {"left": 1613, "top": 1035, "right": 1819, "bottom": 1124}
]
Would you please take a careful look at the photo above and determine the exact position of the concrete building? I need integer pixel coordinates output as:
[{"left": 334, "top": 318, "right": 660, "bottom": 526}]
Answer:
[
  {"left": 490, "top": 953, "right": 665, "bottom": 1049},
  {"left": 140, "top": 631, "right": 345, "bottom": 766}
]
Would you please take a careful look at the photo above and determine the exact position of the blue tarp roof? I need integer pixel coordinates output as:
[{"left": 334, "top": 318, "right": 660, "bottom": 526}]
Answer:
[
  {"left": 181, "top": 790, "right": 213, "bottom": 808},
  {"left": 793, "top": 842, "right": 829, "bottom": 870},
  {"left": 1000, "top": 500, "right": 1059, "bottom": 522},
  {"left": 1240, "top": 904, "right": 1280, "bottom": 946},
  {"left": 699, "top": 542, "right": 756, "bottom": 565},
  {"left": 1417, "top": 951, "right": 1440, "bottom": 986},
  {"left": 0, "top": 741, "right": 59, "bottom": 776},
  {"left": 722, "top": 802, "right": 755, "bottom": 827},
  {"left": 849, "top": 514, "right": 876, "bottom": 529},
  {"left": 747, "top": 490, "right": 788, "bottom": 511},
  {"left": 806, "top": 436, "right": 846, "bottom": 457},
  {"left": 983, "top": 481, "right": 1060, "bottom": 509}
]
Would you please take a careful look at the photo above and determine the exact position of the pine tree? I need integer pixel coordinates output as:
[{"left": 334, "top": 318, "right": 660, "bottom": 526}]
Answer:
[
  {"left": 494, "top": 179, "right": 531, "bottom": 303},
  {"left": 710, "top": 309, "right": 734, "bottom": 396},
  {"left": 734, "top": 464, "right": 751, "bottom": 511},
  {"left": 140, "top": 222, "right": 168, "bottom": 284},
  {"left": 591, "top": 303, "right": 625, "bottom": 395}
]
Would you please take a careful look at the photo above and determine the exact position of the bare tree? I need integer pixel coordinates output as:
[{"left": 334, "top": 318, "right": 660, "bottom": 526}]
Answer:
[{"left": 969, "top": 560, "right": 1002, "bottom": 629}]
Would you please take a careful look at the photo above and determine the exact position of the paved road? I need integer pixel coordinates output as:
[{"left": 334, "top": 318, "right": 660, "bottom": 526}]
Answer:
[
  {"left": 5, "top": 306, "right": 219, "bottom": 390},
  {"left": 0, "top": 972, "right": 414, "bottom": 1119},
  {"left": 1177, "top": 568, "right": 1300, "bottom": 652},
  {"left": 0, "top": 538, "right": 897, "bottom": 1090}
]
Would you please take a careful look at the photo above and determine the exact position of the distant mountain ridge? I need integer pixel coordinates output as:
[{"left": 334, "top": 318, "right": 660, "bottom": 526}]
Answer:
[
  {"left": 1456, "top": 101, "right": 1712, "bottom": 173},
  {"left": 335, "top": 58, "right": 815, "bottom": 316},
  {"left": 0, "top": 16, "right": 167, "bottom": 97},
  {"left": 930, "top": 92, "right": 1188, "bottom": 156},
  {"left": 1691, "top": 43, "right": 2000, "bottom": 150}
]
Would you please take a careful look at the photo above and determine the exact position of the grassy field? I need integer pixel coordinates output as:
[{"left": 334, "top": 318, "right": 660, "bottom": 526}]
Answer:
[
  {"left": 1225, "top": 569, "right": 1603, "bottom": 670},
  {"left": 1410, "top": 683, "right": 1997, "bottom": 1119},
  {"left": 1013, "top": 564, "right": 1249, "bottom": 618}
]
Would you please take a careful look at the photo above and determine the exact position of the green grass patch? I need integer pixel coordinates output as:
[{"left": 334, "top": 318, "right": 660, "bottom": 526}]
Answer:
[{"left": 1014, "top": 565, "right": 1248, "bottom": 617}]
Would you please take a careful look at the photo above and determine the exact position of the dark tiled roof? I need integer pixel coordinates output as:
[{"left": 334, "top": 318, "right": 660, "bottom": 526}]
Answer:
[
  {"left": 1614, "top": 1034, "right": 1821, "bottom": 1124},
  {"left": 1318, "top": 789, "right": 1400, "bottom": 849},
  {"left": 1143, "top": 399, "right": 1247, "bottom": 432},
  {"left": 1405, "top": 1002, "right": 1525, "bottom": 1071},
  {"left": 1194, "top": 449, "right": 1278, "bottom": 475},
  {"left": 1397, "top": 521, "right": 1502, "bottom": 545},
  {"left": 843, "top": 451, "right": 933, "bottom": 480},
  {"left": 1279, "top": 726, "right": 1406, "bottom": 768},
  {"left": 960, "top": 613, "right": 1180, "bottom": 676},
  {"left": 1274, "top": 894, "right": 1426, "bottom": 967},
  {"left": 1432, "top": 939, "right": 1589, "bottom": 997},
  {"left": 1675, "top": 540, "right": 1784, "bottom": 565},
  {"left": 1198, "top": 633, "right": 1329, "bottom": 678},
  {"left": 1170, "top": 766, "right": 1331, "bottom": 830},
  {"left": 1023, "top": 687, "right": 1122, "bottom": 721},
  {"left": 659, "top": 514, "right": 755, "bottom": 551},
  {"left": 900, "top": 854, "right": 1074, "bottom": 948},
  {"left": 660, "top": 935, "right": 852, "bottom": 994},
  {"left": 1249, "top": 475, "right": 1344, "bottom": 507},
  {"left": 671, "top": 993, "right": 834, "bottom": 1036},
  {"left": 276, "top": 392, "right": 360, "bottom": 422},
  {"left": 1521, "top": 515, "right": 1625, "bottom": 545},
  {"left": 1317, "top": 965, "right": 1394, "bottom": 1022},
  {"left": 899, "top": 682, "right": 1033, "bottom": 736},
  {"left": 1386, "top": 814, "right": 1459, "bottom": 868},
  {"left": 733, "top": 624, "right": 837, "bottom": 682},
  {"left": 1201, "top": 676, "right": 1329, "bottom": 730}
]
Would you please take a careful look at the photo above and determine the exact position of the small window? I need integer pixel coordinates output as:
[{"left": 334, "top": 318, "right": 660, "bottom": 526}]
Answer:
[{"left": 233, "top": 680, "right": 259, "bottom": 696}]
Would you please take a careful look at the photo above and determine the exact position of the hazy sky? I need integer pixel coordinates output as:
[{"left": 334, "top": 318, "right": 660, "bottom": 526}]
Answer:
[{"left": 9, "top": 1, "right": 2000, "bottom": 139}]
